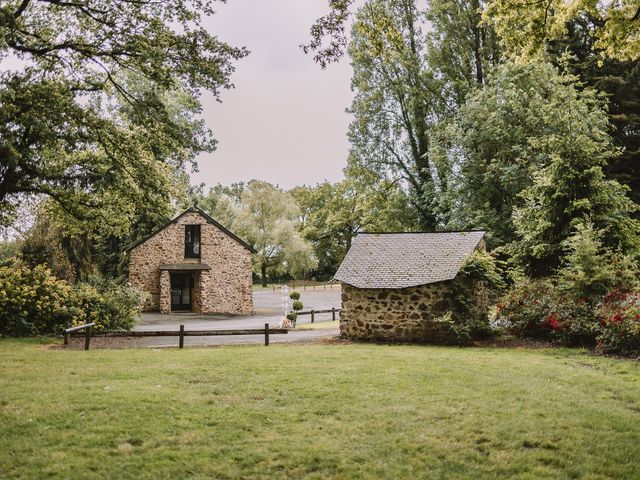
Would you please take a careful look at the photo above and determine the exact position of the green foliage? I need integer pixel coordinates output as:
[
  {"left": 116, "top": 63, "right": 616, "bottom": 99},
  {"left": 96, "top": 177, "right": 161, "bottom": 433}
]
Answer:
[
  {"left": 292, "top": 168, "right": 416, "bottom": 278},
  {"left": 499, "top": 234, "right": 640, "bottom": 349},
  {"left": 72, "top": 277, "right": 144, "bottom": 333},
  {"left": 426, "top": 0, "right": 500, "bottom": 107},
  {"left": 291, "top": 300, "right": 304, "bottom": 312},
  {"left": 0, "top": 266, "right": 142, "bottom": 337},
  {"left": 0, "top": 265, "right": 73, "bottom": 337},
  {"left": 0, "top": 240, "right": 17, "bottom": 267},
  {"left": 285, "top": 312, "right": 298, "bottom": 322},
  {"left": 484, "top": 0, "right": 640, "bottom": 62},
  {"left": 499, "top": 278, "right": 599, "bottom": 345},
  {"left": 198, "top": 180, "right": 317, "bottom": 286},
  {"left": 556, "top": 223, "right": 622, "bottom": 299},
  {"left": 348, "top": 0, "right": 440, "bottom": 229},
  {"left": 0, "top": 0, "right": 246, "bottom": 232},
  {"left": 442, "top": 251, "right": 506, "bottom": 342},
  {"left": 546, "top": 19, "right": 640, "bottom": 207},
  {"left": 597, "top": 291, "right": 640, "bottom": 356},
  {"left": 512, "top": 120, "right": 640, "bottom": 276},
  {"left": 289, "top": 291, "right": 301, "bottom": 301}
]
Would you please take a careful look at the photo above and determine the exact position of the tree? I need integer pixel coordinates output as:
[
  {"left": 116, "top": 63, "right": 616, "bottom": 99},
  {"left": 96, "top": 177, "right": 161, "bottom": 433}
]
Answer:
[
  {"left": 426, "top": 0, "right": 500, "bottom": 109},
  {"left": 0, "top": 0, "right": 246, "bottom": 232},
  {"left": 203, "top": 181, "right": 317, "bottom": 287},
  {"left": 292, "top": 166, "right": 416, "bottom": 278},
  {"left": 512, "top": 126, "right": 639, "bottom": 276},
  {"left": 484, "top": 0, "right": 640, "bottom": 62},
  {"left": 444, "top": 62, "right": 622, "bottom": 248},
  {"left": 545, "top": 17, "right": 640, "bottom": 205},
  {"left": 348, "top": 0, "right": 442, "bottom": 229}
]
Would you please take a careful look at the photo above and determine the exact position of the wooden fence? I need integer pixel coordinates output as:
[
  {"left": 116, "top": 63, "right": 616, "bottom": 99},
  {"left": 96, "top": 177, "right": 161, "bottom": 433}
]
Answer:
[
  {"left": 271, "top": 281, "right": 340, "bottom": 292},
  {"left": 297, "top": 308, "right": 342, "bottom": 323},
  {"left": 65, "top": 323, "right": 288, "bottom": 350}
]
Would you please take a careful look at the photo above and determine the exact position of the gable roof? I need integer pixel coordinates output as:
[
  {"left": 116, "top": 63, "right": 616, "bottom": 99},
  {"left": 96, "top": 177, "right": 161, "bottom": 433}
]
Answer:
[
  {"left": 126, "top": 207, "right": 255, "bottom": 253},
  {"left": 334, "top": 231, "right": 485, "bottom": 289}
]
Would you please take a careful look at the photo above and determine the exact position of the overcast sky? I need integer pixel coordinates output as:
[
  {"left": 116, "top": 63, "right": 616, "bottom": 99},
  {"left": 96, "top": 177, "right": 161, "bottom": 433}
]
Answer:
[{"left": 193, "top": 0, "right": 354, "bottom": 190}]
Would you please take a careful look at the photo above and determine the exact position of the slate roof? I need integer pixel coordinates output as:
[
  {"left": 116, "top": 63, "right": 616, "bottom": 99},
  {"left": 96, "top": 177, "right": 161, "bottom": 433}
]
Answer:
[{"left": 334, "top": 231, "right": 485, "bottom": 289}]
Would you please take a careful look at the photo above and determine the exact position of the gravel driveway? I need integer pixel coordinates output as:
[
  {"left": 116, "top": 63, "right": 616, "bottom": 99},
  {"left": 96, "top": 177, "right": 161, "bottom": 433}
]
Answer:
[{"left": 121, "top": 287, "right": 342, "bottom": 348}]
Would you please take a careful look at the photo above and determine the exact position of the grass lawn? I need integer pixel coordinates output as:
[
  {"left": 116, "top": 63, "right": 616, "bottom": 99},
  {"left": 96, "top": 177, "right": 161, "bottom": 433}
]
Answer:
[
  {"left": 1, "top": 340, "right": 639, "bottom": 479},
  {"left": 296, "top": 320, "right": 339, "bottom": 331}
]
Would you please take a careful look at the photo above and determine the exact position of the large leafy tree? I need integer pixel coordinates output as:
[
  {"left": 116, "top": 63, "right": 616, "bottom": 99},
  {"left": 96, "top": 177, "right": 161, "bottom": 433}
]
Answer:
[
  {"left": 445, "top": 62, "right": 623, "bottom": 247},
  {"left": 546, "top": 17, "right": 640, "bottom": 205},
  {"left": 198, "top": 181, "right": 317, "bottom": 286},
  {"left": 484, "top": 0, "right": 640, "bottom": 62},
  {"left": 348, "top": 0, "right": 442, "bottom": 229},
  {"left": 426, "top": 0, "right": 500, "bottom": 110},
  {"left": 0, "top": 0, "right": 246, "bottom": 232}
]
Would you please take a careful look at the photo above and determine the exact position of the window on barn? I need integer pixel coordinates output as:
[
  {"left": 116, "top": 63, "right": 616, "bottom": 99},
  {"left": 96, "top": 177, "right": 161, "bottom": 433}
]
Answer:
[{"left": 184, "top": 225, "right": 201, "bottom": 258}]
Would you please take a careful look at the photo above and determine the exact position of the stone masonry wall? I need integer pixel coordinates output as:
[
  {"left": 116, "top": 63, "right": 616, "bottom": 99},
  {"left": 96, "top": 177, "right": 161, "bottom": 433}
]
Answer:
[
  {"left": 129, "top": 212, "right": 253, "bottom": 315},
  {"left": 339, "top": 282, "right": 453, "bottom": 342}
]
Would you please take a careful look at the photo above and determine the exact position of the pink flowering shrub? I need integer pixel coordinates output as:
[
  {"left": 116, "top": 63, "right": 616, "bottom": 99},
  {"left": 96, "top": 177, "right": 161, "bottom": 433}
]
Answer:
[{"left": 596, "top": 290, "right": 640, "bottom": 356}]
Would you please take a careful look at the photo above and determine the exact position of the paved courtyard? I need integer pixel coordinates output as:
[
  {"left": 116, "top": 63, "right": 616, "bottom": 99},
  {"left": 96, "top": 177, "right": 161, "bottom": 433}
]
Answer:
[{"left": 125, "top": 287, "right": 341, "bottom": 347}]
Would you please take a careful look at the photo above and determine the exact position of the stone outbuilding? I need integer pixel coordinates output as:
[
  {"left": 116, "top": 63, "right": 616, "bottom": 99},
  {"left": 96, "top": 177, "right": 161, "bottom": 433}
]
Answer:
[
  {"left": 334, "top": 231, "right": 486, "bottom": 342},
  {"left": 128, "top": 207, "right": 254, "bottom": 315}
]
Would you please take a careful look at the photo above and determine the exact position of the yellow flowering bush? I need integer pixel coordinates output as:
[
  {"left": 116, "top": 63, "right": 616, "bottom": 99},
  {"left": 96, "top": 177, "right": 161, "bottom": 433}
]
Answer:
[{"left": 0, "top": 266, "right": 143, "bottom": 336}]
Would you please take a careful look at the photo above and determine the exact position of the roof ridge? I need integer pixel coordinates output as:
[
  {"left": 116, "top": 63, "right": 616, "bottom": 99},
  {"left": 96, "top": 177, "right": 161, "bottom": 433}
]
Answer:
[{"left": 358, "top": 230, "right": 486, "bottom": 234}]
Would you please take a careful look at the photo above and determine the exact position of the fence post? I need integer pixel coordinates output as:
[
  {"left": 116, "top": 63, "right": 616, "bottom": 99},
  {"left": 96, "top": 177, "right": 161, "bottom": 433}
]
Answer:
[
  {"left": 265, "top": 323, "right": 269, "bottom": 346},
  {"left": 332, "top": 307, "right": 336, "bottom": 321},
  {"left": 310, "top": 310, "right": 315, "bottom": 323},
  {"left": 179, "top": 324, "right": 185, "bottom": 349},
  {"left": 84, "top": 325, "right": 92, "bottom": 351},
  {"left": 64, "top": 332, "right": 69, "bottom": 346}
]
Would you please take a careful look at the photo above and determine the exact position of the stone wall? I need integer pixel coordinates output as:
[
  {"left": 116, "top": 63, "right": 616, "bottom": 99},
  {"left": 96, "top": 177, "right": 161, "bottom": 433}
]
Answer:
[
  {"left": 339, "top": 282, "right": 454, "bottom": 342},
  {"left": 129, "top": 211, "right": 253, "bottom": 315}
]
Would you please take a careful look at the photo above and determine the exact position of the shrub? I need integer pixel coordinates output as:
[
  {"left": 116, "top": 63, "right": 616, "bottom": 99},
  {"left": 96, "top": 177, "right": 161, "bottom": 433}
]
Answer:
[
  {"left": 444, "top": 251, "right": 506, "bottom": 341},
  {"left": 0, "top": 266, "right": 143, "bottom": 337},
  {"left": 0, "top": 265, "right": 73, "bottom": 336},
  {"left": 287, "top": 291, "right": 303, "bottom": 327},
  {"left": 71, "top": 277, "right": 144, "bottom": 332},
  {"left": 289, "top": 291, "right": 301, "bottom": 301},
  {"left": 498, "top": 278, "right": 558, "bottom": 339},
  {"left": 597, "top": 290, "right": 640, "bottom": 356}
]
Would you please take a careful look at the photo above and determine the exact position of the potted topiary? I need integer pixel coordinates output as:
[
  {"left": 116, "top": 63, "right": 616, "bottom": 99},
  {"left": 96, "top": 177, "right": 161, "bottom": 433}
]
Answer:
[{"left": 288, "top": 291, "right": 303, "bottom": 327}]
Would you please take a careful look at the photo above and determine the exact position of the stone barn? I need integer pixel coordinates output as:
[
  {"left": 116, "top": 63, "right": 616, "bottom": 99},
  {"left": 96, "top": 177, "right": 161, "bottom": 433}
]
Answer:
[
  {"left": 128, "top": 207, "right": 254, "bottom": 315},
  {"left": 334, "top": 231, "right": 486, "bottom": 342}
]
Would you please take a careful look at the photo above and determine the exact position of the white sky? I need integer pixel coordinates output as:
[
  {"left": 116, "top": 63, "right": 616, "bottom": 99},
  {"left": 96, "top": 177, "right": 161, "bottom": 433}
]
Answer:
[{"left": 192, "top": 0, "right": 354, "bottom": 190}]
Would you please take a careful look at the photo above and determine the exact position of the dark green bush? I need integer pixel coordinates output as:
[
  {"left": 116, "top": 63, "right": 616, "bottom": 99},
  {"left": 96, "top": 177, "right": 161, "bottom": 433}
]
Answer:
[
  {"left": 292, "top": 300, "right": 304, "bottom": 312},
  {"left": 442, "top": 251, "right": 505, "bottom": 342},
  {"left": 289, "top": 291, "right": 301, "bottom": 301},
  {"left": 72, "top": 277, "right": 144, "bottom": 332}
]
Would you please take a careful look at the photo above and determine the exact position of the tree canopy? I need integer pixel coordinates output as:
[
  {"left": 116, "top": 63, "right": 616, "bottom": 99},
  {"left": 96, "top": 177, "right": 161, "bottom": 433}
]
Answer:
[
  {"left": 484, "top": 0, "right": 640, "bottom": 62},
  {"left": 0, "top": 0, "right": 246, "bottom": 232}
]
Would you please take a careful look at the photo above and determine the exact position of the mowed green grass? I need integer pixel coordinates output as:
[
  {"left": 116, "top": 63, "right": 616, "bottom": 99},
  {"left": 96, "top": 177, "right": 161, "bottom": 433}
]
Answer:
[{"left": 1, "top": 341, "right": 639, "bottom": 479}]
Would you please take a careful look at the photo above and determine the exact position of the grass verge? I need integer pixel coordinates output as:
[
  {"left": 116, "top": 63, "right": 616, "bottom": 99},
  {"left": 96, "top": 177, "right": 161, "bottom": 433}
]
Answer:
[
  {"left": 296, "top": 320, "right": 339, "bottom": 331},
  {"left": 1, "top": 340, "right": 639, "bottom": 479}
]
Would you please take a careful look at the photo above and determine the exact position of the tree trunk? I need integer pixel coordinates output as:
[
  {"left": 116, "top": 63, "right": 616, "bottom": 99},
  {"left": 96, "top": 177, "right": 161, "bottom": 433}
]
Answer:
[{"left": 261, "top": 262, "right": 267, "bottom": 287}]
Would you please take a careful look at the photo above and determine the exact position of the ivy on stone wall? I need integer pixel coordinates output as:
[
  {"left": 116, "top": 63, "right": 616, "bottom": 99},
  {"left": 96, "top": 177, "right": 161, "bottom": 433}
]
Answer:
[{"left": 439, "top": 251, "right": 506, "bottom": 342}]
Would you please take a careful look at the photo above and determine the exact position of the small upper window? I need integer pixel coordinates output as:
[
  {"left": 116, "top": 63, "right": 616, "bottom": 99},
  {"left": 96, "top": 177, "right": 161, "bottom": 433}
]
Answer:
[{"left": 185, "top": 225, "right": 201, "bottom": 258}]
